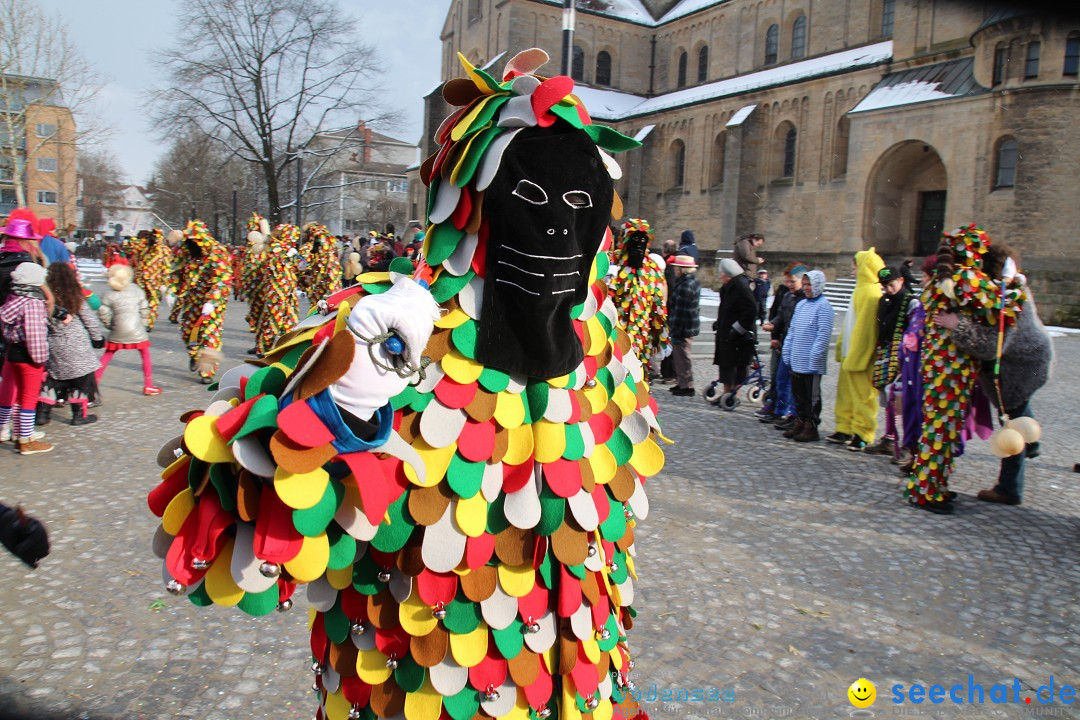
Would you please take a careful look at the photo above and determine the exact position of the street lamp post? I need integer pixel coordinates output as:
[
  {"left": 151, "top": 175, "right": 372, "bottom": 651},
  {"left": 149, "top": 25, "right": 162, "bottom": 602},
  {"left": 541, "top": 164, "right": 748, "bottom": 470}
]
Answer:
[
  {"left": 561, "top": 0, "right": 576, "bottom": 76},
  {"left": 232, "top": 183, "right": 238, "bottom": 245}
]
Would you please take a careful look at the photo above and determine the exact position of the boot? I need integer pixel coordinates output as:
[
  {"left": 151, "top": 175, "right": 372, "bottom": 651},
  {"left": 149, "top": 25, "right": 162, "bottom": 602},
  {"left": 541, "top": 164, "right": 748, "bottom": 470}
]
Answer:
[
  {"left": 35, "top": 402, "right": 51, "bottom": 426},
  {"left": 863, "top": 436, "right": 894, "bottom": 456},
  {"left": 782, "top": 418, "right": 806, "bottom": 439},
  {"left": 793, "top": 422, "right": 820, "bottom": 442},
  {"left": 71, "top": 403, "right": 98, "bottom": 426}
]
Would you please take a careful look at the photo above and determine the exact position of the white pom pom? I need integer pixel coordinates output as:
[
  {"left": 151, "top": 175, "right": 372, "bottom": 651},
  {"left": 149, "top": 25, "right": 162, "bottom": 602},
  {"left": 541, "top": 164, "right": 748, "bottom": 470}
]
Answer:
[{"left": 1006, "top": 416, "right": 1041, "bottom": 444}]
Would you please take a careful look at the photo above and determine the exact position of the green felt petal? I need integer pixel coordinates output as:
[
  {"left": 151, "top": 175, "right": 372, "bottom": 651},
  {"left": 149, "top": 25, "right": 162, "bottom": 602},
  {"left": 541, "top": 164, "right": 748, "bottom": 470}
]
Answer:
[
  {"left": 563, "top": 423, "right": 585, "bottom": 461},
  {"left": 370, "top": 493, "right": 415, "bottom": 553},
  {"left": 389, "top": 256, "right": 415, "bottom": 275},
  {"left": 323, "top": 597, "right": 351, "bottom": 644},
  {"left": 478, "top": 367, "right": 510, "bottom": 393},
  {"left": 431, "top": 269, "right": 475, "bottom": 304},
  {"left": 599, "top": 493, "right": 626, "bottom": 542},
  {"left": 187, "top": 582, "right": 212, "bottom": 607},
  {"left": 453, "top": 124, "right": 505, "bottom": 188},
  {"left": 566, "top": 562, "right": 585, "bottom": 580},
  {"left": 550, "top": 102, "right": 585, "bottom": 129},
  {"left": 236, "top": 583, "right": 278, "bottom": 616},
  {"left": 360, "top": 281, "right": 391, "bottom": 295},
  {"left": 491, "top": 617, "right": 525, "bottom": 659},
  {"left": 293, "top": 478, "right": 343, "bottom": 537},
  {"left": 244, "top": 365, "right": 286, "bottom": 400},
  {"left": 447, "top": 453, "right": 485, "bottom": 499},
  {"left": 209, "top": 464, "right": 236, "bottom": 511},
  {"left": 537, "top": 545, "right": 556, "bottom": 589},
  {"left": 187, "top": 457, "right": 209, "bottom": 494},
  {"left": 426, "top": 222, "right": 467, "bottom": 266},
  {"left": 234, "top": 393, "right": 279, "bottom": 439},
  {"left": 486, "top": 494, "right": 509, "bottom": 535},
  {"left": 451, "top": 320, "right": 478, "bottom": 359},
  {"left": 607, "top": 427, "right": 634, "bottom": 466},
  {"left": 352, "top": 552, "right": 384, "bottom": 595},
  {"left": 570, "top": 301, "right": 585, "bottom": 320},
  {"left": 394, "top": 655, "right": 427, "bottom": 693},
  {"left": 278, "top": 343, "right": 308, "bottom": 369},
  {"left": 443, "top": 685, "right": 481, "bottom": 720},
  {"left": 442, "top": 594, "right": 482, "bottom": 634},
  {"left": 609, "top": 549, "right": 629, "bottom": 584},
  {"left": 583, "top": 123, "right": 642, "bottom": 153},
  {"left": 391, "top": 385, "right": 418, "bottom": 411},
  {"left": 595, "top": 367, "right": 615, "bottom": 397},
  {"left": 410, "top": 392, "right": 433, "bottom": 413},
  {"left": 535, "top": 486, "right": 565, "bottom": 537},
  {"left": 598, "top": 613, "right": 619, "bottom": 652},
  {"left": 326, "top": 524, "right": 357, "bottom": 570},
  {"left": 525, "top": 382, "right": 549, "bottom": 420},
  {"left": 593, "top": 251, "right": 610, "bottom": 282}
]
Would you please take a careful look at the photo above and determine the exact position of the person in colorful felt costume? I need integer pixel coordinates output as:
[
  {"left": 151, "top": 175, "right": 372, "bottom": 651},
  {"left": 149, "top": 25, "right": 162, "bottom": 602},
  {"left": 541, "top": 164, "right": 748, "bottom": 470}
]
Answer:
[
  {"left": 176, "top": 220, "right": 232, "bottom": 383},
  {"left": 304, "top": 222, "right": 344, "bottom": 307},
  {"left": 252, "top": 223, "right": 301, "bottom": 356},
  {"left": 130, "top": 229, "right": 173, "bottom": 332},
  {"left": 906, "top": 225, "right": 1026, "bottom": 514},
  {"left": 828, "top": 248, "right": 884, "bottom": 451},
  {"left": 148, "top": 48, "right": 661, "bottom": 720},
  {"left": 608, "top": 218, "right": 668, "bottom": 372},
  {"left": 166, "top": 229, "right": 189, "bottom": 325},
  {"left": 241, "top": 214, "right": 271, "bottom": 333}
]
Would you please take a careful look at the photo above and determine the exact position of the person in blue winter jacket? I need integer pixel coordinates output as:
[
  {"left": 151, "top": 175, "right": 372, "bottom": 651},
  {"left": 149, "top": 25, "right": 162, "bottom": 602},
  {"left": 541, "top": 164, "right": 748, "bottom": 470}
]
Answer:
[{"left": 781, "top": 270, "right": 835, "bottom": 442}]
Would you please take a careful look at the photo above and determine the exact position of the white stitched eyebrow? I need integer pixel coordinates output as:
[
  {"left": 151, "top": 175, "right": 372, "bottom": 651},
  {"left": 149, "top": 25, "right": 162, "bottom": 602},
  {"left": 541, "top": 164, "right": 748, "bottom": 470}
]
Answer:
[
  {"left": 551, "top": 288, "right": 577, "bottom": 294},
  {"left": 563, "top": 190, "right": 592, "bottom": 208},
  {"left": 505, "top": 246, "right": 583, "bottom": 261},
  {"left": 496, "top": 278, "right": 540, "bottom": 296},
  {"left": 553, "top": 271, "right": 580, "bottom": 277},
  {"left": 513, "top": 179, "right": 548, "bottom": 205},
  {"left": 497, "top": 260, "right": 544, "bottom": 277}
]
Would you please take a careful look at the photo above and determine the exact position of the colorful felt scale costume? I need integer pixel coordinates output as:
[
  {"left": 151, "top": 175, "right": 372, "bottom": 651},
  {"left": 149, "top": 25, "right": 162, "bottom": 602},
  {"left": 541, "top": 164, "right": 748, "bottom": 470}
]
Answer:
[
  {"left": 148, "top": 49, "right": 661, "bottom": 720},
  {"left": 242, "top": 214, "right": 271, "bottom": 333},
  {"left": 608, "top": 219, "right": 668, "bottom": 368},
  {"left": 130, "top": 228, "right": 173, "bottom": 332},
  {"left": 906, "top": 225, "right": 1025, "bottom": 509},
  {"left": 167, "top": 230, "right": 190, "bottom": 325},
  {"left": 176, "top": 220, "right": 233, "bottom": 381},
  {"left": 254, "top": 224, "right": 301, "bottom": 355},
  {"left": 305, "top": 223, "right": 344, "bottom": 307}
]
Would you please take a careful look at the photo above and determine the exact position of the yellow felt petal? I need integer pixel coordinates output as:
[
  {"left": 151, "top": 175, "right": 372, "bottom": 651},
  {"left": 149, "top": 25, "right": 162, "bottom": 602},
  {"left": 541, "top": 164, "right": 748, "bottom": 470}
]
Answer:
[
  {"left": 458, "top": 52, "right": 498, "bottom": 94},
  {"left": 162, "top": 487, "right": 195, "bottom": 536},
  {"left": 494, "top": 391, "right": 525, "bottom": 429},
  {"left": 273, "top": 466, "right": 330, "bottom": 510},
  {"left": 404, "top": 677, "right": 444, "bottom": 720},
  {"left": 613, "top": 383, "right": 638, "bottom": 416},
  {"left": 441, "top": 350, "right": 484, "bottom": 383},
  {"left": 451, "top": 95, "right": 497, "bottom": 142},
  {"left": 270, "top": 325, "right": 320, "bottom": 354},
  {"left": 585, "top": 317, "right": 608, "bottom": 356},
  {"left": 356, "top": 271, "right": 391, "bottom": 285},
  {"left": 449, "top": 623, "right": 489, "bottom": 667},
  {"left": 408, "top": 437, "right": 456, "bottom": 488},
  {"left": 400, "top": 588, "right": 440, "bottom": 637},
  {"left": 324, "top": 688, "right": 352, "bottom": 720},
  {"left": 506, "top": 691, "right": 532, "bottom": 720},
  {"left": 562, "top": 683, "right": 584, "bottom": 720},
  {"left": 161, "top": 453, "right": 188, "bottom": 480},
  {"left": 593, "top": 698, "right": 614, "bottom": 720},
  {"left": 283, "top": 532, "right": 330, "bottom": 583},
  {"left": 333, "top": 300, "right": 352, "bottom": 337},
  {"left": 502, "top": 424, "right": 533, "bottom": 465},
  {"left": 609, "top": 647, "right": 624, "bottom": 670},
  {"left": 497, "top": 562, "right": 535, "bottom": 598},
  {"left": 626, "top": 553, "right": 637, "bottom": 581},
  {"left": 583, "top": 384, "right": 609, "bottom": 414},
  {"left": 357, "top": 648, "right": 393, "bottom": 684},
  {"left": 547, "top": 373, "right": 570, "bottom": 389},
  {"left": 326, "top": 565, "right": 353, "bottom": 590},
  {"left": 204, "top": 539, "right": 244, "bottom": 606},
  {"left": 309, "top": 607, "right": 317, "bottom": 630},
  {"left": 628, "top": 437, "right": 664, "bottom": 478},
  {"left": 533, "top": 420, "right": 566, "bottom": 463},
  {"left": 589, "top": 444, "right": 618, "bottom": 485},
  {"left": 542, "top": 647, "right": 558, "bottom": 675},
  {"left": 184, "top": 414, "right": 234, "bottom": 464},
  {"left": 582, "top": 638, "right": 602, "bottom": 664},
  {"left": 455, "top": 494, "right": 488, "bottom": 538},
  {"left": 436, "top": 307, "right": 470, "bottom": 329}
]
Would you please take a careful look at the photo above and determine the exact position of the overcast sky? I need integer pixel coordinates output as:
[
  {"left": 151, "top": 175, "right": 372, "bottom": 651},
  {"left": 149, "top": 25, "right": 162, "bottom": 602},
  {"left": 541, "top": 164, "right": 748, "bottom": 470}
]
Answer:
[{"left": 35, "top": 0, "right": 448, "bottom": 185}]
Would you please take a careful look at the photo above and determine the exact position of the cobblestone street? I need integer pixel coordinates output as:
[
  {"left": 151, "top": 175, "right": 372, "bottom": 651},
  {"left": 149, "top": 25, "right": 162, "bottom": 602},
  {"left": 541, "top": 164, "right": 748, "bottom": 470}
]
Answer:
[{"left": 1, "top": 294, "right": 1078, "bottom": 720}]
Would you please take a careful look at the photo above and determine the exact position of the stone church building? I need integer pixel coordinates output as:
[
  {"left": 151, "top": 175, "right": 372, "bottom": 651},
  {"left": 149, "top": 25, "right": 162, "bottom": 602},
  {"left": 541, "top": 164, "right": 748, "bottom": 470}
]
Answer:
[{"left": 414, "top": 0, "right": 1080, "bottom": 322}]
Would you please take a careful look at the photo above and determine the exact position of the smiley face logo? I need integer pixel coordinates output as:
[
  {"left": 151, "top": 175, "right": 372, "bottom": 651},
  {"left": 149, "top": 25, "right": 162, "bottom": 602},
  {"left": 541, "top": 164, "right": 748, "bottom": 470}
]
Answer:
[{"left": 848, "top": 678, "right": 876, "bottom": 708}]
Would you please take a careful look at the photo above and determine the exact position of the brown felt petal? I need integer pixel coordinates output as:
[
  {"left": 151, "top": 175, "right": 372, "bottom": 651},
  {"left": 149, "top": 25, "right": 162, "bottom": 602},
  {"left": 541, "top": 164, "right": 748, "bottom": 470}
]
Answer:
[
  {"left": 635, "top": 381, "right": 651, "bottom": 410},
  {"left": 424, "top": 328, "right": 453, "bottom": 363},
  {"left": 369, "top": 679, "right": 405, "bottom": 718},
  {"left": 443, "top": 77, "right": 486, "bottom": 106},
  {"left": 397, "top": 536, "right": 427, "bottom": 577},
  {"left": 615, "top": 328, "right": 632, "bottom": 356},
  {"left": 192, "top": 466, "right": 211, "bottom": 499},
  {"left": 236, "top": 471, "right": 260, "bottom": 522},
  {"left": 551, "top": 523, "right": 588, "bottom": 566},
  {"left": 507, "top": 649, "right": 540, "bottom": 687},
  {"left": 410, "top": 625, "right": 449, "bottom": 667},
  {"left": 460, "top": 565, "right": 497, "bottom": 602},
  {"left": 299, "top": 330, "right": 356, "bottom": 400},
  {"left": 581, "top": 572, "right": 600, "bottom": 607},
  {"left": 420, "top": 152, "right": 438, "bottom": 186},
  {"left": 180, "top": 409, "right": 202, "bottom": 423},
  {"left": 608, "top": 467, "right": 636, "bottom": 503},
  {"left": 558, "top": 632, "right": 577, "bottom": 675},
  {"left": 579, "top": 458, "right": 596, "bottom": 494},
  {"left": 603, "top": 404, "right": 623, "bottom": 435},
  {"left": 611, "top": 189, "right": 623, "bottom": 220},
  {"left": 270, "top": 431, "right": 338, "bottom": 474},
  {"left": 464, "top": 390, "right": 497, "bottom": 423},
  {"left": 367, "top": 589, "right": 399, "bottom": 630},
  {"left": 408, "top": 483, "right": 454, "bottom": 527},
  {"left": 492, "top": 426, "right": 509, "bottom": 464},
  {"left": 465, "top": 190, "right": 484, "bottom": 234},
  {"left": 615, "top": 526, "right": 634, "bottom": 553},
  {"left": 597, "top": 650, "right": 611, "bottom": 680},
  {"left": 396, "top": 411, "right": 422, "bottom": 444},
  {"left": 494, "top": 526, "right": 534, "bottom": 566},
  {"left": 595, "top": 343, "right": 613, "bottom": 372},
  {"left": 624, "top": 612, "right": 633, "bottom": 631},
  {"left": 575, "top": 390, "right": 593, "bottom": 422},
  {"left": 329, "top": 639, "right": 358, "bottom": 677}
]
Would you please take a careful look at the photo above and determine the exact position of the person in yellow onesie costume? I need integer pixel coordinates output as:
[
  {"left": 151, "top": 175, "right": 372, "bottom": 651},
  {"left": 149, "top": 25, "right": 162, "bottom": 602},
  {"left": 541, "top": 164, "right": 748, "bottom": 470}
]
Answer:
[{"left": 828, "top": 248, "right": 884, "bottom": 450}]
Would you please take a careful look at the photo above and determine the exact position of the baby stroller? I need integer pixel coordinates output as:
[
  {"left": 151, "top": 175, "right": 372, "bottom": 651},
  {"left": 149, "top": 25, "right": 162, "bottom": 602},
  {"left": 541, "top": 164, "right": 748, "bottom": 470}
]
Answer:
[{"left": 703, "top": 343, "right": 770, "bottom": 411}]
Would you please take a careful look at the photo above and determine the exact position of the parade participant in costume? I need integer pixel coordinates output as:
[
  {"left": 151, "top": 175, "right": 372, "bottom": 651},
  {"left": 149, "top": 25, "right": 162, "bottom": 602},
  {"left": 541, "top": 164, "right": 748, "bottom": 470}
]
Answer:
[
  {"left": 608, "top": 218, "right": 668, "bottom": 370},
  {"left": 96, "top": 263, "right": 161, "bottom": 396},
  {"left": 242, "top": 214, "right": 271, "bottom": 333},
  {"left": 304, "top": 222, "right": 344, "bottom": 307},
  {"left": 176, "top": 220, "right": 232, "bottom": 384},
  {"left": 906, "top": 225, "right": 1026, "bottom": 513},
  {"left": 148, "top": 48, "right": 660, "bottom": 720},
  {"left": 0, "top": 262, "right": 53, "bottom": 455},
  {"left": 166, "top": 230, "right": 189, "bottom": 325},
  {"left": 130, "top": 229, "right": 173, "bottom": 332},
  {"left": 894, "top": 256, "right": 937, "bottom": 472},
  {"left": 828, "top": 248, "right": 884, "bottom": 451},
  {"left": 252, "top": 223, "right": 300, "bottom": 356}
]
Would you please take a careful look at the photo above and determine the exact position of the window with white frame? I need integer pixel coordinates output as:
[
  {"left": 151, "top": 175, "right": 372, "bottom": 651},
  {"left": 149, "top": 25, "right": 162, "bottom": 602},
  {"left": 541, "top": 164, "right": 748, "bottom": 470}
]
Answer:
[
  {"left": 387, "top": 179, "right": 408, "bottom": 193},
  {"left": 35, "top": 123, "right": 57, "bottom": 138},
  {"left": 37, "top": 190, "right": 57, "bottom": 204},
  {"left": 37, "top": 157, "right": 58, "bottom": 172}
]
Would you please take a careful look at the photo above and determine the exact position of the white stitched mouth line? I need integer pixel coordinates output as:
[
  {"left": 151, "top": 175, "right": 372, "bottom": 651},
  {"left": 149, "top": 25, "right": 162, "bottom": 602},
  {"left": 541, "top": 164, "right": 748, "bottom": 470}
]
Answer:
[
  {"left": 553, "top": 271, "right": 580, "bottom": 277},
  {"left": 504, "top": 246, "right": 583, "bottom": 262},
  {"left": 497, "top": 260, "right": 544, "bottom": 277},
  {"left": 551, "top": 288, "right": 577, "bottom": 295},
  {"left": 496, "top": 278, "right": 540, "bottom": 296}
]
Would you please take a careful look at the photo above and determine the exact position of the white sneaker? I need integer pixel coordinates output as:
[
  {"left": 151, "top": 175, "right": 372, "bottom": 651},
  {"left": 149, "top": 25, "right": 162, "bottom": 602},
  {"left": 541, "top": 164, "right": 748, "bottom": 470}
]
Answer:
[{"left": 1, "top": 427, "right": 44, "bottom": 443}]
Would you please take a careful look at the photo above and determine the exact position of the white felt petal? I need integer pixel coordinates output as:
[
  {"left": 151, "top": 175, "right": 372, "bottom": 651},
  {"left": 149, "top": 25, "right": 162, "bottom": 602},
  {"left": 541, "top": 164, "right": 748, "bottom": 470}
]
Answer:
[
  {"left": 152, "top": 524, "right": 171, "bottom": 558},
  {"left": 156, "top": 435, "right": 184, "bottom": 468},
  {"left": 584, "top": 547, "right": 604, "bottom": 572},
  {"left": 523, "top": 610, "right": 557, "bottom": 653},
  {"left": 600, "top": 297, "right": 619, "bottom": 329},
  {"left": 476, "top": 128, "right": 523, "bottom": 191},
  {"left": 598, "top": 148, "right": 623, "bottom": 180},
  {"left": 322, "top": 666, "right": 341, "bottom": 694},
  {"left": 504, "top": 470, "right": 541, "bottom": 530},
  {"left": 280, "top": 337, "right": 327, "bottom": 399},
  {"left": 639, "top": 404, "right": 661, "bottom": 434},
  {"left": 428, "top": 181, "right": 461, "bottom": 225},
  {"left": 351, "top": 626, "right": 376, "bottom": 650},
  {"left": 443, "top": 232, "right": 478, "bottom": 277},
  {"left": 231, "top": 435, "right": 277, "bottom": 478},
  {"left": 306, "top": 576, "right": 339, "bottom": 612},
  {"left": 627, "top": 476, "right": 650, "bottom": 520},
  {"left": 505, "top": 373, "right": 527, "bottom": 394},
  {"left": 389, "top": 572, "right": 413, "bottom": 604},
  {"left": 458, "top": 275, "right": 484, "bottom": 320},
  {"left": 380, "top": 431, "right": 427, "bottom": 486},
  {"left": 415, "top": 361, "right": 444, "bottom": 394},
  {"left": 578, "top": 287, "right": 598, "bottom": 321},
  {"left": 619, "top": 412, "right": 649, "bottom": 445},
  {"left": 616, "top": 577, "right": 634, "bottom": 606},
  {"left": 599, "top": 670, "right": 613, "bottom": 700},
  {"left": 579, "top": 421, "right": 596, "bottom": 458},
  {"left": 481, "top": 461, "right": 503, "bottom": 503},
  {"left": 421, "top": 503, "right": 467, "bottom": 573},
  {"left": 569, "top": 603, "right": 593, "bottom": 641},
  {"left": 504, "top": 49, "right": 547, "bottom": 83},
  {"left": 481, "top": 584, "right": 518, "bottom": 630},
  {"left": 568, "top": 489, "right": 599, "bottom": 532},
  {"left": 570, "top": 360, "right": 587, "bottom": 390},
  {"left": 419, "top": 398, "right": 468, "bottom": 449},
  {"left": 495, "top": 97, "right": 537, "bottom": 130},
  {"left": 217, "top": 362, "right": 258, "bottom": 391},
  {"left": 543, "top": 388, "right": 572, "bottom": 423},
  {"left": 293, "top": 310, "right": 334, "bottom": 331},
  {"left": 480, "top": 679, "right": 518, "bottom": 717},
  {"left": 510, "top": 74, "right": 541, "bottom": 95},
  {"left": 204, "top": 399, "right": 235, "bottom": 417},
  {"left": 209, "top": 385, "right": 242, "bottom": 405},
  {"left": 335, "top": 501, "right": 380, "bottom": 541},
  {"left": 429, "top": 656, "right": 470, "bottom": 696},
  {"left": 622, "top": 351, "right": 644, "bottom": 383},
  {"left": 608, "top": 359, "right": 627, "bottom": 388},
  {"left": 231, "top": 523, "right": 279, "bottom": 593}
]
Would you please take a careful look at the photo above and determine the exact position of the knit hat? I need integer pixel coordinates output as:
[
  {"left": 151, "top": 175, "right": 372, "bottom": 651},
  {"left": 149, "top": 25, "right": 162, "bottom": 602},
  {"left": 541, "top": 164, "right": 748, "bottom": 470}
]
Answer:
[
  {"left": 718, "top": 258, "right": 743, "bottom": 277},
  {"left": 11, "top": 262, "right": 45, "bottom": 287},
  {"left": 878, "top": 266, "right": 900, "bottom": 284},
  {"left": 669, "top": 254, "right": 697, "bottom": 268}
]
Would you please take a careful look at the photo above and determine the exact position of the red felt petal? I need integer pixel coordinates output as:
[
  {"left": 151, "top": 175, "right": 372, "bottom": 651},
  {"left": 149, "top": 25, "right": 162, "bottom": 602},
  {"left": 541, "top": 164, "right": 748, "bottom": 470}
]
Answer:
[
  {"left": 532, "top": 78, "right": 574, "bottom": 120},
  {"left": 590, "top": 595, "right": 609, "bottom": 630},
  {"left": 416, "top": 569, "right": 459, "bottom": 606},
  {"left": 214, "top": 394, "right": 259, "bottom": 440},
  {"left": 375, "top": 625, "right": 411, "bottom": 658},
  {"left": 503, "top": 460, "right": 535, "bottom": 494},
  {"left": 557, "top": 565, "right": 582, "bottom": 618},
  {"left": 148, "top": 459, "right": 191, "bottom": 517},
  {"left": 472, "top": 221, "right": 488, "bottom": 278},
  {"left": 588, "top": 411, "right": 614, "bottom": 444},
  {"left": 310, "top": 612, "right": 329, "bottom": 660},
  {"left": 465, "top": 532, "right": 496, "bottom": 570},
  {"left": 379, "top": 455, "right": 411, "bottom": 497},
  {"left": 191, "top": 491, "right": 231, "bottom": 561},
  {"left": 570, "top": 642, "right": 599, "bottom": 695},
  {"left": 340, "top": 587, "right": 369, "bottom": 623},
  {"left": 278, "top": 578, "right": 296, "bottom": 602},
  {"left": 341, "top": 452, "right": 391, "bottom": 526},
  {"left": 278, "top": 399, "right": 335, "bottom": 448},
  {"left": 166, "top": 511, "right": 210, "bottom": 586},
  {"left": 450, "top": 185, "right": 473, "bottom": 230},
  {"left": 254, "top": 490, "right": 304, "bottom": 563},
  {"left": 342, "top": 675, "right": 373, "bottom": 706},
  {"left": 523, "top": 657, "right": 553, "bottom": 708},
  {"left": 591, "top": 485, "right": 610, "bottom": 524},
  {"left": 517, "top": 584, "right": 550, "bottom": 622},
  {"left": 458, "top": 419, "right": 496, "bottom": 463},
  {"left": 434, "top": 377, "right": 478, "bottom": 410},
  {"left": 566, "top": 394, "right": 581, "bottom": 425},
  {"left": 313, "top": 320, "right": 335, "bottom": 346},
  {"left": 468, "top": 644, "right": 508, "bottom": 691},
  {"left": 542, "top": 458, "right": 582, "bottom": 499},
  {"left": 572, "top": 320, "right": 585, "bottom": 348}
]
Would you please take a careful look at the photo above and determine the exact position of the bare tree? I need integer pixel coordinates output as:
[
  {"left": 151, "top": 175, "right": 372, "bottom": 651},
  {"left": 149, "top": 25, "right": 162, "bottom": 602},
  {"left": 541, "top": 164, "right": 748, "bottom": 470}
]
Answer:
[
  {"left": 0, "top": 0, "right": 108, "bottom": 208},
  {"left": 78, "top": 151, "right": 124, "bottom": 231},
  {"left": 151, "top": 0, "right": 392, "bottom": 224}
]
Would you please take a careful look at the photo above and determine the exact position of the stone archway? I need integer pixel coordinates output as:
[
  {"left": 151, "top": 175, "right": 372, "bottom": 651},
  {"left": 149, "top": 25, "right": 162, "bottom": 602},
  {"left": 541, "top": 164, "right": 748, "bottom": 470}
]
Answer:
[{"left": 863, "top": 141, "right": 948, "bottom": 256}]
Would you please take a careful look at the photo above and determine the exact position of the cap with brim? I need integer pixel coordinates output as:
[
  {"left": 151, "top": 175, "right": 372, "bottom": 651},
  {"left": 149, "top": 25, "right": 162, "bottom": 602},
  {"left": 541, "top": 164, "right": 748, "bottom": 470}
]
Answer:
[
  {"left": 878, "top": 267, "right": 900, "bottom": 284},
  {"left": 669, "top": 254, "right": 697, "bottom": 268},
  {"left": 11, "top": 262, "right": 46, "bottom": 286},
  {"left": 1, "top": 218, "right": 42, "bottom": 241}
]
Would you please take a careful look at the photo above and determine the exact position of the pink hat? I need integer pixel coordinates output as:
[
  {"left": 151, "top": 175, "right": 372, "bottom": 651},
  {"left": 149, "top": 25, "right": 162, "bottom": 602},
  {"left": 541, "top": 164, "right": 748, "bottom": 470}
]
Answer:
[
  {"left": 669, "top": 254, "right": 698, "bottom": 268},
  {"left": 1, "top": 217, "right": 42, "bottom": 241}
]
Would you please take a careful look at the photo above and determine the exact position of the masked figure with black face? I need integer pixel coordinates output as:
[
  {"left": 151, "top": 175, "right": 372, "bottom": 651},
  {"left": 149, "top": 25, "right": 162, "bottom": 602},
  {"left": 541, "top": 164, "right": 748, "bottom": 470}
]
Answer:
[
  {"left": 176, "top": 220, "right": 232, "bottom": 383},
  {"left": 608, "top": 218, "right": 669, "bottom": 375}
]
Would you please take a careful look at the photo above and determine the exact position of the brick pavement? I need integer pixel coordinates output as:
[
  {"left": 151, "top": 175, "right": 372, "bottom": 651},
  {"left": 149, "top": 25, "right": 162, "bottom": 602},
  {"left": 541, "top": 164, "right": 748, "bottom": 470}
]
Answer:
[{"left": 1, "top": 294, "right": 1078, "bottom": 720}]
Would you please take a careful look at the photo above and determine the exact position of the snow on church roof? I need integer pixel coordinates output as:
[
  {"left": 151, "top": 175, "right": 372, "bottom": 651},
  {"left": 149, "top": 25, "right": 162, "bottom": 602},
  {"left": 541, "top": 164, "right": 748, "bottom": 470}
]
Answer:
[{"left": 850, "top": 58, "right": 986, "bottom": 113}]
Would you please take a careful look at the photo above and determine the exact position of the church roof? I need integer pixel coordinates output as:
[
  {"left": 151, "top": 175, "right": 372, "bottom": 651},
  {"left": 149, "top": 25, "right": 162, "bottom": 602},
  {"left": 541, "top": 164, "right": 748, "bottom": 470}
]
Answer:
[
  {"left": 850, "top": 58, "right": 986, "bottom": 114},
  {"left": 534, "top": 0, "right": 725, "bottom": 27}
]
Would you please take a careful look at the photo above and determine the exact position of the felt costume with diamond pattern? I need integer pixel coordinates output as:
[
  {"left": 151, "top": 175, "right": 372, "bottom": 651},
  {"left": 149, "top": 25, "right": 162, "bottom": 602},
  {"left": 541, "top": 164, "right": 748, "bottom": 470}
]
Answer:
[
  {"left": 304, "top": 223, "right": 344, "bottom": 307},
  {"left": 148, "top": 48, "right": 660, "bottom": 720},
  {"left": 130, "top": 229, "right": 172, "bottom": 332},
  {"left": 608, "top": 219, "right": 668, "bottom": 368},
  {"left": 255, "top": 224, "right": 301, "bottom": 355},
  {"left": 176, "top": 220, "right": 233, "bottom": 380}
]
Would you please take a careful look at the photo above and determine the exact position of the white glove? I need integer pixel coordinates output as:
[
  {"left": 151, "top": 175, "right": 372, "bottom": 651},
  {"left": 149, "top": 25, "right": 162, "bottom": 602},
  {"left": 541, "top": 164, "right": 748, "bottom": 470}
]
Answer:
[
  {"left": 201, "top": 302, "right": 215, "bottom": 315},
  {"left": 330, "top": 279, "right": 441, "bottom": 421},
  {"left": 286, "top": 247, "right": 298, "bottom": 258}
]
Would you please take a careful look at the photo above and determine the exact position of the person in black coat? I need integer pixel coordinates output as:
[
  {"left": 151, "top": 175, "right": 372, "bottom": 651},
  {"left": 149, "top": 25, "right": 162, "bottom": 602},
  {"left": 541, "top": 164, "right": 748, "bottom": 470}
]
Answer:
[{"left": 712, "top": 258, "right": 758, "bottom": 394}]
